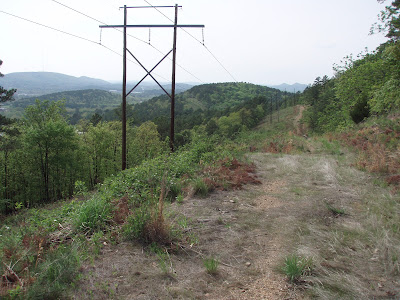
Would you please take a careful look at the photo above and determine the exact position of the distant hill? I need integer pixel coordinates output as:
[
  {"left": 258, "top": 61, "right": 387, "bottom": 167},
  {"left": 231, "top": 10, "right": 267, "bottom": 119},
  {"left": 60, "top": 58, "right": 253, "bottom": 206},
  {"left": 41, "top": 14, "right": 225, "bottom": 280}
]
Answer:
[
  {"left": 132, "top": 82, "right": 281, "bottom": 124},
  {"left": 2, "top": 89, "right": 134, "bottom": 120},
  {"left": 0, "top": 72, "right": 193, "bottom": 98},
  {"left": 10, "top": 89, "right": 132, "bottom": 109},
  {"left": 0, "top": 72, "right": 113, "bottom": 97},
  {"left": 268, "top": 83, "right": 307, "bottom": 92}
]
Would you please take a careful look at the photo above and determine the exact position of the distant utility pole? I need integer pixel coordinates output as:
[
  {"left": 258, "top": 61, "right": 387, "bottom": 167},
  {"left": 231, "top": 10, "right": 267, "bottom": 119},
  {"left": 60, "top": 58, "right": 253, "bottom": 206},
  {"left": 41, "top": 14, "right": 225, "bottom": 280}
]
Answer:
[
  {"left": 100, "top": 4, "right": 204, "bottom": 170},
  {"left": 276, "top": 91, "right": 279, "bottom": 123},
  {"left": 270, "top": 96, "right": 273, "bottom": 124}
]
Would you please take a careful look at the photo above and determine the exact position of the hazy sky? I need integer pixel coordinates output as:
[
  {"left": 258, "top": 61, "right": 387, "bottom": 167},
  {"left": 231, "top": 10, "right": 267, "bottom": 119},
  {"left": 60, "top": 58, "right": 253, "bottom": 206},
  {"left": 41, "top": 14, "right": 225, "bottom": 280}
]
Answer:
[{"left": 0, "top": 0, "right": 388, "bottom": 85}]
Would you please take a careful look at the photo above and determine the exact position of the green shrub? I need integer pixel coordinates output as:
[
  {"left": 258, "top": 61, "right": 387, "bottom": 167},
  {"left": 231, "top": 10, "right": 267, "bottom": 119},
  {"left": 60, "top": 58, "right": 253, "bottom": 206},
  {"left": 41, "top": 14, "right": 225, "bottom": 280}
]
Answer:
[{"left": 123, "top": 205, "right": 151, "bottom": 242}]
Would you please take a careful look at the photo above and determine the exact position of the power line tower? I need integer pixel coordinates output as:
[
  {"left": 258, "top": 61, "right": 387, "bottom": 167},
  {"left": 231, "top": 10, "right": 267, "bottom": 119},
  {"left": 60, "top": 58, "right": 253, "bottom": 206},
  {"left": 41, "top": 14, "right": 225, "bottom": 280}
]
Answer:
[{"left": 100, "top": 4, "right": 204, "bottom": 170}]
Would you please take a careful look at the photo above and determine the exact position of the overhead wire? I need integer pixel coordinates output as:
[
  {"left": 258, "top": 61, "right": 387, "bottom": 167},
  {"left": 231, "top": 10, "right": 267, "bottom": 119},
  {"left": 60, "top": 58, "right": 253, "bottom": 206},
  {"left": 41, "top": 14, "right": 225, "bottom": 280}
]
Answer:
[
  {"left": 50, "top": 0, "right": 149, "bottom": 45},
  {"left": 51, "top": 0, "right": 204, "bottom": 84},
  {"left": 0, "top": 10, "right": 99, "bottom": 45},
  {"left": 0, "top": 9, "right": 171, "bottom": 83},
  {"left": 143, "top": 0, "right": 238, "bottom": 83}
]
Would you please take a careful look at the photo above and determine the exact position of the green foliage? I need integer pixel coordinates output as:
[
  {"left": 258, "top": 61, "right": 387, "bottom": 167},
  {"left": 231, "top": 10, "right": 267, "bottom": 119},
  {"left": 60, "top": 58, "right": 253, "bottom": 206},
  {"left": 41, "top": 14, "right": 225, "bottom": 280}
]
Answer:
[
  {"left": 281, "top": 254, "right": 313, "bottom": 282},
  {"left": 303, "top": 41, "right": 400, "bottom": 133},
  {"left": 372, "top": 0, "right": 400, "bottom": 41},
  {"left": 74, "top": 180, "right": 87, "bottom": 196},
  {"left": 26, "top": 245, "right": 80, "bottom": 299},
  {"left": 123, "top": 205, "right": 151, "bottom": 242},
  {"left": 0, "top": 60, "right": 16, "bottom": 103},
  {"left": 74, "top": 195, "right": 113, "bottom": 234},
  {"left": 193, "top": 178, "right": 210, "bottom": 197},
  {"left": 203, "top": 257, "right": 219, "bottom": 274}
]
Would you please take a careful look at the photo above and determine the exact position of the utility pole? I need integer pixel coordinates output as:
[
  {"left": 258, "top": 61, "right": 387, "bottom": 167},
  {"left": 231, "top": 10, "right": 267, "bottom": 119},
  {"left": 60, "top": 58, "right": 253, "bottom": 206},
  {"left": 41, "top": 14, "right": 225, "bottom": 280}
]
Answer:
[
  {"left": 122, "top": 5, "right": 127, "bottom": 170},
  {"left": 100, "top": 5, "right": 204, "bottom": 168},
  {"left": 170, "top": 4, "right": 178, "bottom": 152},
  {"left": 276, "top": 92, "right": 279, "bottom": 123},
  {"left": 270, "top": 96, "right": 273, "bottom": 124}
]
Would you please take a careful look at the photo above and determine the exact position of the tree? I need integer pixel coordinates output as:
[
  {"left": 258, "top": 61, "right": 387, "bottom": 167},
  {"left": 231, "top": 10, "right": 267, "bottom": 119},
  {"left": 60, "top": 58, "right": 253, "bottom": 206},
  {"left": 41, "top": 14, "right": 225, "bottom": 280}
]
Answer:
[
  {"left": 372, "top": 0, "right": 400, "bottom": 41},
  {"left": 23, "top": 100, "right": 77, "bottom": 203},
  {"left": 0, "top": 60, "right": 16, "bottom": 103}
]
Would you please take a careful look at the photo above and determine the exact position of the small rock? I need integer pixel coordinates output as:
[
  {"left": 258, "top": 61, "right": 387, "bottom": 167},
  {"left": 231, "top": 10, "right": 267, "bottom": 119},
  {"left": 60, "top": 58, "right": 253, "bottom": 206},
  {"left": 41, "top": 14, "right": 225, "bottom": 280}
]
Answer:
[
  {"left": 229, "top": 200, "right": 235, "bottom": 203},
  {"left": 245, "top": 262, "right": 251, "bottom": 267}
]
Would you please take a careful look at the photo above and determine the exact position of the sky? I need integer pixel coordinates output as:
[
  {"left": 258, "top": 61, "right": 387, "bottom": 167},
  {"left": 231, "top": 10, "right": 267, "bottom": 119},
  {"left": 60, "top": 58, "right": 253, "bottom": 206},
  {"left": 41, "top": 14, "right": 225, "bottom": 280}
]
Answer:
[{"left": 0, "top": 0, "right": 389, "bottom": 86}]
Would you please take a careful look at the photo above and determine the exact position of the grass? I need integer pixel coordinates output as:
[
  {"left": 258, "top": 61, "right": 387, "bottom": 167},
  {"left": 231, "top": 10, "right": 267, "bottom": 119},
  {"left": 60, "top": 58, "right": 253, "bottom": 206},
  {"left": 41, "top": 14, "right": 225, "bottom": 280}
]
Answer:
[
  {"left": 325, "top": 203, "right": 346, "bottom": 216},
  {"left": 281, "top": 254, "right": 313, "bottom": 282},
  {"left": 203, "top": 257, "right": 219, "bottom": 275}
]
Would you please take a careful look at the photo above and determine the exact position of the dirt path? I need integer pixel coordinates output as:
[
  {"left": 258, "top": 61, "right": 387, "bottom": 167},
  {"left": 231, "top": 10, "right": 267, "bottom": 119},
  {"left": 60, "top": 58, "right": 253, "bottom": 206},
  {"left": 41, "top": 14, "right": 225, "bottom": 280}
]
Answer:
[
  {"left": 73, "top": 149, "right": 360, "bottom": 299},
  {"left": 294, "top": 105, "right": 305, "bottom": 136}
]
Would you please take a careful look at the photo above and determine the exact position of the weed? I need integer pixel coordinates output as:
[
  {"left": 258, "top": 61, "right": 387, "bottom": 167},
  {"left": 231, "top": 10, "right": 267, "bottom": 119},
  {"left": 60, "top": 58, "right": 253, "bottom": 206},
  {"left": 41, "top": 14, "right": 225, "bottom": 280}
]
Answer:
[
  {"left": 149, "top": 243, "right": 173, "bottom": 275},
  {"left": 74, "top": 180, "right": 88, "bottom": 196},
  {"left": 281, "top": 254, "right": 313, "bottom": 282},
  {"left": 176, "top": 194, "right": 184, "bottom": 204},
  {"left": 193, "top": 178, "right": 210, "bottom": 197},
  {"left": 91, "top": 231, "right": 105, "bottom": 256},
  {"left": 203, "top": 257, "right": 219, "bottom": 275},
  {"left": 123, "top": 178, "right": 171, "bottom": 245},
  {"left": 326, "top": 203, "right": 346, "bottom": 216},
  {"left": 123, "top": 205, "right": 151, "bottom": 242},
  {"left": 290, "top": 187, "right": 303, "bottom": 196}
]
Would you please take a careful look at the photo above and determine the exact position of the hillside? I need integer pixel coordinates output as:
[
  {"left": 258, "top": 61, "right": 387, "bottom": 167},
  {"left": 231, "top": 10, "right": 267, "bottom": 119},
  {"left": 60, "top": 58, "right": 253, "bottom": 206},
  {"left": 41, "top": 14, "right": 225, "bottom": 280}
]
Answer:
[
  {"left": 1, "top": 89, "right": 134, "bottom": 120},
  {"left": 132, "top": 82, "right": 283, "bottom": 124},
  {"left": 0, "top": 71, "right": 194, "bottom": 99},
  {"left": 1, "top": 105, "right": 399, "bottom": 299},
  {"left": 0, "top": 72, "right": 113, "bottom": 97},
  {"left": 268, "top": 82, "right": 307, "bottom": 92}
]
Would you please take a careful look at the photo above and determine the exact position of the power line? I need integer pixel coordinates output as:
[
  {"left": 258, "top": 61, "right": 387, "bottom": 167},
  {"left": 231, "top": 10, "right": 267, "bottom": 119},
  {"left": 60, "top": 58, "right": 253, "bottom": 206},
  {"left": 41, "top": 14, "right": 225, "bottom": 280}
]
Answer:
[
  {"left": 0, "top": 9, "right": 174, "bottom": 84},
  {"left": 143, "top": 0, "right": 238, "bottom": 83},
  {"left": 50, "top": 0, "right": 149, "bottom": 45},
  {"left": 0, "top": 10, "right": 98, "bottom": 45},
  {"left": 51, "top": 0, "right": 205, "bottom": 84}
]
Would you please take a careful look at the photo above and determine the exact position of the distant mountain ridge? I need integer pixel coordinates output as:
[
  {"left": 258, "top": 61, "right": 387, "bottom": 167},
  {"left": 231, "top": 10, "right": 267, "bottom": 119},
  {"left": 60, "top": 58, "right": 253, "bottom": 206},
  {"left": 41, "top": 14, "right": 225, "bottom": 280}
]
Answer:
[
  {"left": 268, "top": 83, "right": 307, "bottom": 92},
  {"left": 0, "top": 72, "right": 193, "bottom": 98}
]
